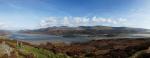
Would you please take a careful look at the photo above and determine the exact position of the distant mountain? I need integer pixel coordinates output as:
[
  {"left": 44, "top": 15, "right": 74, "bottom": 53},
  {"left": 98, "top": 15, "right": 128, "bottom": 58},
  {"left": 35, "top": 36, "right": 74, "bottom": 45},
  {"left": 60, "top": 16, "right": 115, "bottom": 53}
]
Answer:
[
  {"left": 0, "top": 30, "right": 11, "bottom": 36},
  {"left": 19, "top": 26, "right": 150, "bottom": 37}
]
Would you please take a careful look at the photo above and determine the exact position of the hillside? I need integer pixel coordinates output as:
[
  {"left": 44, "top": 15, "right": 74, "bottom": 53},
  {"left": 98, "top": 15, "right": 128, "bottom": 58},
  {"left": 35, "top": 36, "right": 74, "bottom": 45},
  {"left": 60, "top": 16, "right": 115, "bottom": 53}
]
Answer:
[
  {"left": 32, "top": 38, "right": 150, "bottom": 58},
  {"left": 1, "top": 35, "right": 150, "bottom": 58},
  {"left": 0, "top": 30, "right": 11, "bottom": 36},
  {"left": 0, "top": 37, "right": 70, "bottom": 58},
  {"left": 20, "top": 26, "right": 149, "bottom": 37}
]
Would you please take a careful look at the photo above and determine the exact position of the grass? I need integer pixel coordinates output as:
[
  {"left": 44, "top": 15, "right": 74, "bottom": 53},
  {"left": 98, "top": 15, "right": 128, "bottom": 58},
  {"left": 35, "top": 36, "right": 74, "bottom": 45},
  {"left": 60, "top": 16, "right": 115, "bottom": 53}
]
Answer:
[
  {"left": 19, "top": 45, "right": 70, "bottom": 58},
  {"left": 0, "top": 37, "right": 71, "bottom": 58}
]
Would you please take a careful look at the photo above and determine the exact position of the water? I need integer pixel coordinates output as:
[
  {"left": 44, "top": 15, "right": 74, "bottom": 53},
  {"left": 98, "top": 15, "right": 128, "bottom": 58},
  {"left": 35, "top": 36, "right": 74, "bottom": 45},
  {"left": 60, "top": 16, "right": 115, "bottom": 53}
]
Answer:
[
  {"left": 7, "top": 33, "right": 91, "bottom": 44},
  {"left": 130, "top": 34, "right": 150, "bottom": 37},
  {"left": 7, "top": 33, "right": 150, "bottom": 44}
]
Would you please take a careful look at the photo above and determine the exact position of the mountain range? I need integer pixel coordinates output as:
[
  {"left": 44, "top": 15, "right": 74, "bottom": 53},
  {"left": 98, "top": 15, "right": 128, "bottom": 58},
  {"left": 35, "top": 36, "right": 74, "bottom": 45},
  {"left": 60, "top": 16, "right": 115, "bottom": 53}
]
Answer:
[{"left": 19, "top": 26, "right": 150, "bottom": 37}]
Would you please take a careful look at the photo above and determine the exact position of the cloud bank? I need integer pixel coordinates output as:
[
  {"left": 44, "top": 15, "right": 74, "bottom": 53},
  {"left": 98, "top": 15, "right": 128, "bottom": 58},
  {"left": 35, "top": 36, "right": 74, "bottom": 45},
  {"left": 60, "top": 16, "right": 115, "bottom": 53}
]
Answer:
[{"left": 39, "top": 16, "right": 127, "bottom": 28}]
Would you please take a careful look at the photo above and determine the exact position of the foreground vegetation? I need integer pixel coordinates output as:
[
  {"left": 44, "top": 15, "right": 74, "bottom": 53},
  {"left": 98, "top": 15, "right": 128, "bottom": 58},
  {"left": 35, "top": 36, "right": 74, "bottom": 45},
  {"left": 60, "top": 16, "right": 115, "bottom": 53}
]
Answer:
[
  {"left": 0, "top": 37, "right": 70, "bottom": 58},
  {"left": 1, "top": 36, "right": 150, "bottom": 58},
  {"left": 37, "top": 38, "right": 150, "bottom": 58}
]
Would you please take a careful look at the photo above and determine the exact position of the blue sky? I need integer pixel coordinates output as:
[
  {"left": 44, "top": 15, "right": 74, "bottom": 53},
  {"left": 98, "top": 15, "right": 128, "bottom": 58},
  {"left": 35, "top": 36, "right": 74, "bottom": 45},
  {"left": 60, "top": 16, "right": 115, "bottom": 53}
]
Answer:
[{"left": 0, "top": 0, "right": 149, "bottom": 30}]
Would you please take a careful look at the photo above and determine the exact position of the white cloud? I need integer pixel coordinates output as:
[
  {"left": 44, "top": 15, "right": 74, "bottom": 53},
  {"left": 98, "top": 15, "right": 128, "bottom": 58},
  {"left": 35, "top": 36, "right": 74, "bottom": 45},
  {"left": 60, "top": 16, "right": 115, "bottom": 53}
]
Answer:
[
  {"left": 0, "top": 23, "right": 5, "bottom": 28},
  {"left": 92, "top": 17, "right": 106, "bottom": 22},
  {"left": 0, "top": 22, "right": 11, "bottom": 30},
  {"left": 39, "top": 17, "right": 58, "bottom": 27},
  {"left": 39, "top": 16, "right": 127, "bottom": 28},
  {"left": 118, "top": 18, "right": 127, "bottom": 22},
  {"left": 63, "top": 16, "right": 70, "bottom": 26}
]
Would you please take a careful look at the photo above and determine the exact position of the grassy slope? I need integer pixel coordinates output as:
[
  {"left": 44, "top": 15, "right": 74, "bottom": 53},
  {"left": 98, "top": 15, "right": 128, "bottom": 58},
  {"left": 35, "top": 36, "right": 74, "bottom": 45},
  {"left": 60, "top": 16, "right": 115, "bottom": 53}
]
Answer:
[
  {"left": 0, "top": 37, "right": 71, "bottom": 58},
  {"left": 20, "top": 45, "right": 70, "bottom": 58}
]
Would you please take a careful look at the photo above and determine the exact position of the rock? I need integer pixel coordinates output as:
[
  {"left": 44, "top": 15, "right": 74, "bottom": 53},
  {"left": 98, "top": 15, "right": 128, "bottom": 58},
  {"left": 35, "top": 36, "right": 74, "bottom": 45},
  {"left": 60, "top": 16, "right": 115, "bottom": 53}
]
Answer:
[{"left": 0, "top": 42, "right": 13, "bottom": 57}]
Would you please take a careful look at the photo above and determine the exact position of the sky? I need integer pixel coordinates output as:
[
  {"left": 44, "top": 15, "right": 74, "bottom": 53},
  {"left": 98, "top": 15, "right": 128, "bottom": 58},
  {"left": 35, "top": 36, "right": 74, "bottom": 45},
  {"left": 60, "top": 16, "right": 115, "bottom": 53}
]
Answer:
[{"left": 0, "top": 0, "right": 150, "bottom": 30}]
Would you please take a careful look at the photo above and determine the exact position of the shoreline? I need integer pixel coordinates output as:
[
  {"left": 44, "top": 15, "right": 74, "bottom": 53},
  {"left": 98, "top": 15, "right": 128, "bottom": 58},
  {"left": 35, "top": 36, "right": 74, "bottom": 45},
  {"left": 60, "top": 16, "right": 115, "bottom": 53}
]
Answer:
[{"left": 16, "top": 37, "right": 150, "bottom": 45}]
